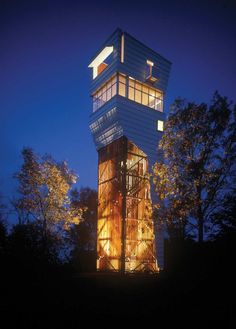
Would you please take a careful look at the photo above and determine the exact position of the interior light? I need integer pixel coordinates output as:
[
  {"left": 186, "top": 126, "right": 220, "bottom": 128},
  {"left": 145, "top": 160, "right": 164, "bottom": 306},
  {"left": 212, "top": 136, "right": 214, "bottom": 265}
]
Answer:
[
  {"left": 157, "top": 120, "right": 164, "bottom": 132},
  {"left": 147, "top": 60, "right": 154, "bottom": 67},
  {"left": 88, "top": 46, "right": 114, "bottom": 79}
]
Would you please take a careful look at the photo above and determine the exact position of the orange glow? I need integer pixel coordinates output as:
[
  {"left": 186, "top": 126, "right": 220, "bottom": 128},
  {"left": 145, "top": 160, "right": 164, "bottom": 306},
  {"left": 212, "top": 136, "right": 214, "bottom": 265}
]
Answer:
[{"left": 97, "top": 137, "right": 158, "bottom": 273}]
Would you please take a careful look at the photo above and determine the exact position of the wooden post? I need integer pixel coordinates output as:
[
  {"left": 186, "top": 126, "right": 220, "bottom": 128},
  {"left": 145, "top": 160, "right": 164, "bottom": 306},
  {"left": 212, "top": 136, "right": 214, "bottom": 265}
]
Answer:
[{"left": 121, "top": 137, "right": 127, "bottom": 274}]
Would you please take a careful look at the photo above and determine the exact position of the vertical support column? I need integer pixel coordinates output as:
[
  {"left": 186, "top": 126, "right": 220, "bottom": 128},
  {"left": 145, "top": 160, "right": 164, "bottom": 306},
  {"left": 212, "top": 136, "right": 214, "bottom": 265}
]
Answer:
[{"left": 120, "top": 137, "right": 127, "bottom": 274}]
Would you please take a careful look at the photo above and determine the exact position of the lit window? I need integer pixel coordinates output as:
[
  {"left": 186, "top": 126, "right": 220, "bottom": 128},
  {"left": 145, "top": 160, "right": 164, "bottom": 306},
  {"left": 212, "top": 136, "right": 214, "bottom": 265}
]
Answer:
[
  {"left": 92, "top": 73, "right": 163, "bottom": 113},
  {"left": 118, "top": 75, "right": 126, "bottom": 97},
  {"left": 111, "top": 84, "right": 116, "bottom": 97},
  {"left": 142, "top": 92, "right": 148, "bottom": 106},
  {"left": 135, "top": 89, "right": 142, "bottom": 104},
  {"left": 88, "top": 46, "right": 114, "bottom": 79},
  {"left": 92, "top": 74, "right": 117, "bottom": 112},
  {"left": 157, "top": 120, "right": 164, "bottom": 132},
  {"left": 128, "top": 77, "right": 163, "bottom": 112},
  {"left": 119, "top": 83, "right": 126, "bottom": 97},
  {"left": 128, "top": 87, "right": 134, "bottom": 101}
]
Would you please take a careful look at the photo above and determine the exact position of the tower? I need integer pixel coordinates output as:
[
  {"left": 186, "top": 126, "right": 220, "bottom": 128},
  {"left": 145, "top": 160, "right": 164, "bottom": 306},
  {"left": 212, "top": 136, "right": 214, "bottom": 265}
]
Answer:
[{"left": 89, "top": 29, "right": 171, "bottom": 273}]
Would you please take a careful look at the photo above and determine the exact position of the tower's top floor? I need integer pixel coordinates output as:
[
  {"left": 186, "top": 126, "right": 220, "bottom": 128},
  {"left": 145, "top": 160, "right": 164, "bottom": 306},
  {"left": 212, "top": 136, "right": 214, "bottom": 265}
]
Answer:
[{"left": 88, "top": 28, "right": 171, "bottom": 97}]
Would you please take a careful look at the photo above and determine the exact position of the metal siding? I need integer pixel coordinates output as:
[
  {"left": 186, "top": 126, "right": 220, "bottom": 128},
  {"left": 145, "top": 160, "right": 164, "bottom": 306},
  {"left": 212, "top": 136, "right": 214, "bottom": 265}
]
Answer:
[
  {"left": 116, "top": 97, "right": 165, "bottom": 157},
  {"left": 89, "top": 97, "right": 124, "bottom": 150},
  {"left": 89, "top": 30, "right": 122, "bottom": 95},
  {"left": 89, "top": 95, "right": 166, "bottom": 157},
  {"left": 89, "top": 29, "right": 171, "bottom": 271},
  {"left": 121, "top": 32, "right": 171, "bottom": 93},
  {"left": 89, "top": 29, "right": 171, "bottom": 95}
]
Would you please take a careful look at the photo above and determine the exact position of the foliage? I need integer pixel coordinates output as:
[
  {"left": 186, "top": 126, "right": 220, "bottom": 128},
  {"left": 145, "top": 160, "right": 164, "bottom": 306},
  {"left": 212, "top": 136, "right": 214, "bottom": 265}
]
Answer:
[
  {"left": 13, "top": 148, "right": 82, "bottom": 235},
  {"left": 0, "top": 195, "right": 8, "bottom": 253},
  {"left": 8, "top": 222, "right": 60, "bottom": 265},
  {"left": 211, "top": 187, "right": 236, "bottom": 237},
  {"left": 153, "top": 92, "right": 236, "bottom": 242},
  {"left": 69, "top": 187, "right": 97, "bottom": 271}
]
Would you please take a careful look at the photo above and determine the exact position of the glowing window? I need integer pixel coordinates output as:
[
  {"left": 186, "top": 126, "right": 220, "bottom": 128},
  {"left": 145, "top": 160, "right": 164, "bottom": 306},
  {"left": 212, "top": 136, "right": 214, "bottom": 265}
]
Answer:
[
  {"left": 92, "top": 75, "right": 117, "bottom": 112},
  {"left": 118, "top": 74, "right": 126, "bottom": 97},
  {"left": 157, "top": 120, "right": 164, "bottom": 132},
  {"left": 142, "top": 92, "right": 148, "bottom": 106},
  {"left": 119, "top": 83, "right": 126, "bottom": 97},
  {"left": 128, "top": 87, "right": 134, "bottom": 101},
  {"left": 88, "top": 46, "right": 114, "bottom": 79},
  {"left": 135, "top": 89, "right": 142, "bottom": 104},
  {"left": 128, "top": 77, "right": 163, "bottom": 112}
]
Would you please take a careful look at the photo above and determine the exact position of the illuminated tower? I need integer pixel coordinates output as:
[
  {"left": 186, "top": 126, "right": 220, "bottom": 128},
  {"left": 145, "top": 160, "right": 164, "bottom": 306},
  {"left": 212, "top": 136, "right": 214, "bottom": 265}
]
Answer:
[{"left": 89, "top": 29, "right": 171, "bottom": 273}]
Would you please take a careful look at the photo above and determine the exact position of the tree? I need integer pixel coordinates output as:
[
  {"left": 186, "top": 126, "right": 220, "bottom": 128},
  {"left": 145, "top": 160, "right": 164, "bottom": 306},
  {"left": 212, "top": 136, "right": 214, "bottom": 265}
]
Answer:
[
  {"left": 69, "top": 187, "right": 97, "bottom": 271},
  {"left": 211, "top": 187, "right": 236, "bottom": 237},
  {"left": 153, "top": 92, "right": 236, "bottom": 242},
  {"left": 0, "top": 194, "right": 8, "bottom": 252},
  {"left": 13, "top": 148, "right": 82, "bottom": 241}
]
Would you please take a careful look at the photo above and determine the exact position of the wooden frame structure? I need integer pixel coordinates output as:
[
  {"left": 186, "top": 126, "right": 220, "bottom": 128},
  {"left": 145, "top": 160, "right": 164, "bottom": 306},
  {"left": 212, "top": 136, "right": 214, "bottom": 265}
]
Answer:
[{"left": 97, "top": 137, "right": 157, "bottom": 272}]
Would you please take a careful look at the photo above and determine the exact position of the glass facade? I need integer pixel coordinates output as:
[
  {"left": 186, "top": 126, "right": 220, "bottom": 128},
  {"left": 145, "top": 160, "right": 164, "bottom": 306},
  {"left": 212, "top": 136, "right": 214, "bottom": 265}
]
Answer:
[
  {"left": 92, "top": 73, "right": 163, "bottom": 113},
  {"left": 92, "top": 75, "right": 117, "bottom": 112},
  {"left": 128, "top": 77, "right": 163, "bottom": 111}
]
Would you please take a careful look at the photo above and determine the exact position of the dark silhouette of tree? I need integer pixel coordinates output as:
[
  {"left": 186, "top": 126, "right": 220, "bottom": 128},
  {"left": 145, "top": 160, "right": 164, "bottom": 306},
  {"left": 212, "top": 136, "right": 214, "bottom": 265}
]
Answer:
[
  {"left": 0, "top": 219, "right": 7, "bottom": 256},
  {"left": 0, "top": 195, "right": 8, "bottom": 255},
  {"left": 153, "top": 92, "right": 236, "bottom": 242},
  {"left": 7, "top": 222, "right": 62, "bottom": 280},
  {"left": 211, "top": 187, "right": 236, "bottom": 237},
  {"left": 69, "top": 187, "right": 97, "bottom": 271}
]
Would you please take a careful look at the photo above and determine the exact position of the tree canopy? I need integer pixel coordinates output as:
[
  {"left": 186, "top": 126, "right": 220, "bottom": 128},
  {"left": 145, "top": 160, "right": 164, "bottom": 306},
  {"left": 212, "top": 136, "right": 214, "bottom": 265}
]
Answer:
[
  {"left": 13, "top": 148, "right": 82, "bottom": 237},
  {"left": 153, "top": 92, "right": 236, "bottom": 242}
]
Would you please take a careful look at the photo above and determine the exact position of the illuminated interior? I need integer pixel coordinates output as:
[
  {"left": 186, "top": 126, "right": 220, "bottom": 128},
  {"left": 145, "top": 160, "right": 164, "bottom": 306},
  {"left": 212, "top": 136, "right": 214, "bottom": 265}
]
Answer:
[
  {"left": 128, "top": 77, "right": 163, "bottom": 111},
  {"left": 146, "top": 59, "right": 158, "bottom": 83},
  {"left": 92, "top": 76, "right": 117, "bottom": 112},
  {"left": 92, "top": 73, "right": 163, "bottom": 113},
  {"left": 97, "top": 137, "right": 158, "bottom": 273},
  {"left": 88, "top": 46, "right": 114, "bottom": 79},
  {"left": 157, "top": 120, "right": 164, "bottom": 132}
]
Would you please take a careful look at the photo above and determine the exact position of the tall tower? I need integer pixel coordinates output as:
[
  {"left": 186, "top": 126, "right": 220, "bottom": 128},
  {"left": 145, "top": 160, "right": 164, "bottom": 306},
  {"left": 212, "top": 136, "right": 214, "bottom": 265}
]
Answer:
[{"left": 89, "top": 29, "right": 171, "bottom": 273}]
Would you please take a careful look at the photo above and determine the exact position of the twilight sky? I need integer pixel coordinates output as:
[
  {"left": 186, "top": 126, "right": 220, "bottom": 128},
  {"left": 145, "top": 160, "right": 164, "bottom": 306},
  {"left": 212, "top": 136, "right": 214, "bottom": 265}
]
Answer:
[{"left": 1, "top": 0, "right": 236, "bottom": 201}]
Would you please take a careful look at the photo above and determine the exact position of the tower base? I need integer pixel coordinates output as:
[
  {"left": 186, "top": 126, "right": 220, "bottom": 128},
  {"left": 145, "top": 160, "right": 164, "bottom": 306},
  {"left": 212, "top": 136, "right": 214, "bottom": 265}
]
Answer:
[{"left": 97, "top": 137, "right": 158, "bottom": 273}]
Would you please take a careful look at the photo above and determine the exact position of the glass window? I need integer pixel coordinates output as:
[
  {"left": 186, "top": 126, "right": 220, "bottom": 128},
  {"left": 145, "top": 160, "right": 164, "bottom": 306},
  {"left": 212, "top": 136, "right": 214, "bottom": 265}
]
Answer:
[
  {"left": 127, "top": 77, "right": 163, "bottom": 111},
  {"left": 135, "top": 89, "right": 142, "bottom": 104},
  {"left": 128, "top": 87, "right": 134, "bottom": 101},
  {"left": 102, "top": 91, "right": 106, "bottom": 103},
  {"left": 157, "top": 120, "right": 164, "bottom": 132},
  {"left": 149, "top": 89, "right": 155, "bottom": 97},
  {"left": 155, "top": 90, "right": 162, "bottom": 99},
  {"left": 119, "top": 82, "right": 126, "bottom": 97},
  {"left": 107, "top": 87, "right": 111, "bottom": 101},
  {"left": 143, "top": 85, "right": 149, "bottom": 94},
  {"left": 136, "top": 82, "right": 142, "bottom": 91},
  {"left": 149, "top": 94, "right": 155, "bottom": 108},
  {"left": 129, "top": 78, "right": 134, "bottom": 87},
  {"left": 154, "top": 99, "right": 162, "bottom": 111},
  {"left": 111, "top": 83, "right": 116, "bottom": 97},
  {"left": 92, "top": 74, "right": 117, "bottom": 112},
  {"left": 92, "top": 74, "right": 163, "bottom": 113},
  {"left": 119, "top": 74, "right": 126, "bottom": 83},
  {"left": 142, "top": 93, "right": 148, "bottom": 106}
]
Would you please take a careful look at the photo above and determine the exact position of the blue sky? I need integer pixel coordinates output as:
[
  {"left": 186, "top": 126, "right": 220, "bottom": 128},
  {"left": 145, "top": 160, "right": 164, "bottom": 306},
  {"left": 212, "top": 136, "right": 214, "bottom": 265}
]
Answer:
[{"left": 1, "top": 0, "right": 236, "bottom": 202}]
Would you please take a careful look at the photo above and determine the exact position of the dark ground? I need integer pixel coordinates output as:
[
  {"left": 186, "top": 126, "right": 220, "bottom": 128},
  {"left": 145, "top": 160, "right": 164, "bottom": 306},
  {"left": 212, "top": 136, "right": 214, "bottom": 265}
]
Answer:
[
  {"left": 1, "top": 270, "right": 233, "bottom": 329},
  {"left": 1, "top": 238, "right": 235, "bottom": 329}
]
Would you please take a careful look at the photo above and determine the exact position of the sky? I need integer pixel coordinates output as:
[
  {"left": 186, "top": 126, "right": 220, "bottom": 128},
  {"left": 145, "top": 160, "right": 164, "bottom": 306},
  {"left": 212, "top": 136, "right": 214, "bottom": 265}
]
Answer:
[{"left": 1, "top": 0, "right": 236, "bottom": 203}]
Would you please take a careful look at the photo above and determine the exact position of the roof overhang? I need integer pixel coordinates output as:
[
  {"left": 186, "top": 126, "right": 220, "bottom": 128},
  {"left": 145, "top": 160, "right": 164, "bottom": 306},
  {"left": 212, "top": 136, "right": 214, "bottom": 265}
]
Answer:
[{"left": 88, "top": 46, "right": 114, "bottom": 79}]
